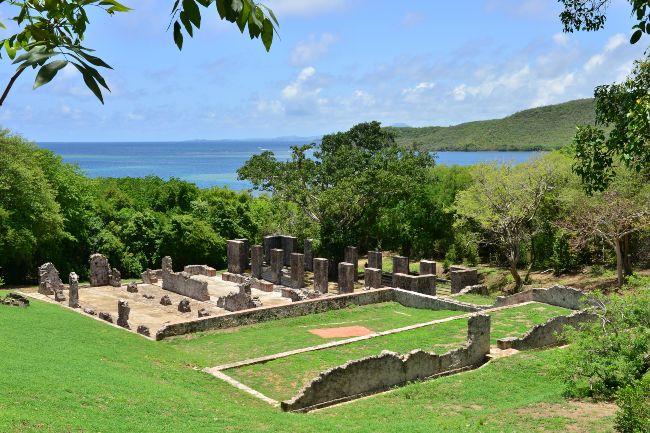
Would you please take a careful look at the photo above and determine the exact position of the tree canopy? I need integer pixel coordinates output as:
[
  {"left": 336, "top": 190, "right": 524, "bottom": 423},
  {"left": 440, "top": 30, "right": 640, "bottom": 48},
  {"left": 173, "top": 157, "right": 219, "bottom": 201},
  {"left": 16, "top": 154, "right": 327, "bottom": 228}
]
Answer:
[{"left": 0, "top": 0, "right": 277, "bottom": 105}]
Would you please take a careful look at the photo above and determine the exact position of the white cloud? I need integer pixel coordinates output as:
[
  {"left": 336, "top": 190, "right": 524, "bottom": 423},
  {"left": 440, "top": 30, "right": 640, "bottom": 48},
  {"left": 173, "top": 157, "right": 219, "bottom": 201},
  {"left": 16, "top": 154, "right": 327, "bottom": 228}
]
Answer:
[
  {"left": 553, "top": 32, "right": 569, "bottom": 46},
  {"left": 402, "top": 81, "right": 436, "bottom": 102},
  {"left": 605, "top": 34, "right": 626, "bottom": 52},
  {"left": 291, "top": 33, "right": 338, "bottom": 65},
  {"left": 266, "top": 0, "right": 347, "bottom": 16}
]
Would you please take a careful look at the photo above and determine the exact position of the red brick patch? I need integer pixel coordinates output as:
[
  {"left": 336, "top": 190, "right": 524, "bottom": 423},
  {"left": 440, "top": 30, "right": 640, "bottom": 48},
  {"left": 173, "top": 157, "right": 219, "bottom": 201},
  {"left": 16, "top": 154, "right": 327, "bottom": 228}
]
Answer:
[{"left": 309, "top": 326, "right": 374, "bottom": 338}]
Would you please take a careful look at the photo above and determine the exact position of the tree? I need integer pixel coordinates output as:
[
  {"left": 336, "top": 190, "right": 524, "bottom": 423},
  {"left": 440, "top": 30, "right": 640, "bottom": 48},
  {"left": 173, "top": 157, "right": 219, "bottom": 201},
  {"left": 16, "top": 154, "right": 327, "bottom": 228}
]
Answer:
[
  {"left": 559, "top": 0, "right": 650, "bottom": 44},
  {"left": 558, "top": 170, "right": 650, "bottom": 286},
  {"left": 0, "top": 0, "right": 278, "bottom": 105},
  {"left": 454, "top": 156, "right": 563, "bottom": 291},
  {"left": 572, "top": 55, "right": 650, "bottom": 193}
]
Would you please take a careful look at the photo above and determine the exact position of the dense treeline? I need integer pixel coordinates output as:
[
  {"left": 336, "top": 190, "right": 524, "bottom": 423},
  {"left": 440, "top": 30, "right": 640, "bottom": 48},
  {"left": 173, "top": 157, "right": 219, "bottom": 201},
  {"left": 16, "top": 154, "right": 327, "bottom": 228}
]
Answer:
[{"left": 1, "top": 123, "right": 649, "bottom": 287}]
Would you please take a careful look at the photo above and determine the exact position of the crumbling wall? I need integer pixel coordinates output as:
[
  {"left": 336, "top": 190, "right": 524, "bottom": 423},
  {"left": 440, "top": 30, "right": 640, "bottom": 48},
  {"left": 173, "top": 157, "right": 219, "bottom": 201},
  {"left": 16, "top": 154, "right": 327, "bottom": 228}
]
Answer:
[
  {"left": 497, "top": 310, "right": 596, "bottom": 350},
  {"left": 494, "top": 285, "right": 586, "bottom": 310},
  {"left": 450, "top": 267, "right": 478, "bottom": 294},
  {"left": 281, "top": 314, "right": 491, "bottom": 412},
  {"left": 183, "top": 265, "right": 217, "bottom": 277},
  {"left": 89, "top": 254, "right": 111, "bottom": 286},
  {"left": 38, "top": 263, "right": 64, "bottom": 295},
  {"left": 392, "top": 288, "right": 480, "bottom": 312},
  {"left": 162, "top": 271, "right": 210, "bottom": 301}
]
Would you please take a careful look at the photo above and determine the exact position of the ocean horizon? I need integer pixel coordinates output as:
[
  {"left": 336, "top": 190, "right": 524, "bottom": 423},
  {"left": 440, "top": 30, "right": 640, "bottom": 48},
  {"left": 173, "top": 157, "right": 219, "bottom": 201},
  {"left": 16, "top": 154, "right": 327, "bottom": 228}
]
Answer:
[{"left": 39, "top": 140, "right": 544, "bottom": 190}]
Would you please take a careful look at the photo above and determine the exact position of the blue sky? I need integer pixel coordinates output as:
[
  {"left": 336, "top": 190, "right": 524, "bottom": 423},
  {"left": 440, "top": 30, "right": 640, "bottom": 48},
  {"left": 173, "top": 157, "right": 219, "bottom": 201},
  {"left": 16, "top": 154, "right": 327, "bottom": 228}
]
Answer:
[{"left": 0, "top": 0, "right": 646, "bottom": 141}]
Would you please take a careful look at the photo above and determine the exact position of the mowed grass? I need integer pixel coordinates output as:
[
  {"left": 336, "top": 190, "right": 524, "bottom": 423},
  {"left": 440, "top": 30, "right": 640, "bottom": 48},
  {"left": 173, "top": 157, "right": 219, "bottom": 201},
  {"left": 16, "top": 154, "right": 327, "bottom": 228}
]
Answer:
[
  {"left": 164, "top": 302, "right": 462, "bottom": 366},
  {"left": 0, "top": 300, "right": 614, "bottom": 433},
  {"left": 454, "top": 293, "right": 498, "bottom": 305},
  {"left": 227, "top": 303, "right": 571, "bottom": 401}
]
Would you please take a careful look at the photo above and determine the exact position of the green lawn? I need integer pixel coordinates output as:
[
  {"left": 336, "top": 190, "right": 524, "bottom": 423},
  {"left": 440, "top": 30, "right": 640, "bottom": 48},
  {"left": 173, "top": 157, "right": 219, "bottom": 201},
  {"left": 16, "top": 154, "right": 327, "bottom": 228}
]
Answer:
[
  {"left": 164, "top": 302, "right": 462, "bottom": 366},
  {"left": 0, "top": 300, "right": 613, "bottom": 433},
  {"left": 227, "top": 303, "right": 571, "bottom": 401},
  {"left": 454, "top": 293, "right": 498, "bottom": 305}
]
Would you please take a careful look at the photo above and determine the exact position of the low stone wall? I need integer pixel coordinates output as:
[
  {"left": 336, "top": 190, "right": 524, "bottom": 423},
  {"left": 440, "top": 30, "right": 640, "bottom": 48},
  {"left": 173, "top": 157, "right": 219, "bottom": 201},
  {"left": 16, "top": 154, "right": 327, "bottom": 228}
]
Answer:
[
  {"left": 494, "top": 285, "right": 586, "bottom": 310},
  {"left": 162, "top": 272, "right": 210, "bottom": 301},
  {"left": 184, "top": 265, "right": 217, "bottom": 277},
  {"left": 281, "top": 314, "right": 491, "bottom": 412},
  {"left": 392, "top": 288, "right": 480, "bottom": 312},
  {"left": 156, "top": 289, "right": 395, "bottom": 340},
  {"left": 497, "top": 310, "right": 596, "bottom": 350}
]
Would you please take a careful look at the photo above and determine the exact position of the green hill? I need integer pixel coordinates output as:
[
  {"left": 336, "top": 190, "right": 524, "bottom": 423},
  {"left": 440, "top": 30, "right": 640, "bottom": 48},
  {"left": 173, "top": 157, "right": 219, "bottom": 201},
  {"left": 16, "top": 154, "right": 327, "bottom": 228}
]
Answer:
[{"left": 389, "top": 98, "right": 596, "bottom": 151}]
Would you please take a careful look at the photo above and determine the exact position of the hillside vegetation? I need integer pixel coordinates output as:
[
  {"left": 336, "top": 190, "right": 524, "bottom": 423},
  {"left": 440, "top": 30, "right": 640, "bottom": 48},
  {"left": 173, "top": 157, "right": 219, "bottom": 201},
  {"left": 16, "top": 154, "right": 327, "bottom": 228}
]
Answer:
[{"left": 389, "top": 98, "right": 596, "bottom": 151}]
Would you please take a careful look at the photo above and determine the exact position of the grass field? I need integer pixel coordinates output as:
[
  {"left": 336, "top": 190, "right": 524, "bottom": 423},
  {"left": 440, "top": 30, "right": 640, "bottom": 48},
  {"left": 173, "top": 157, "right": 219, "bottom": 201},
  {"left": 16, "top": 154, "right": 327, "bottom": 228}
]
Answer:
[
  {"left": 0, "top": 299, "right": 614, "bottom": 433},
  {"left": 226, "top": 303, "right": 570, "bottom": 401},
  {"left": 454, "top": 293, "right": 498, "bottom": 305},
  {"left": 163, "top": 302, "right": 462, "bottom": 366}
]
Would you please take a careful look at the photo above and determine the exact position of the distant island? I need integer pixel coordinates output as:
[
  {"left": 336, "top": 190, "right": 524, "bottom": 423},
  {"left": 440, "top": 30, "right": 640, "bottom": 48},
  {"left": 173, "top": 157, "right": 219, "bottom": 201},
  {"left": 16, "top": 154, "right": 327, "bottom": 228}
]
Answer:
[{"left": 386, "top": 98, "right": 596, "bottom": 151}]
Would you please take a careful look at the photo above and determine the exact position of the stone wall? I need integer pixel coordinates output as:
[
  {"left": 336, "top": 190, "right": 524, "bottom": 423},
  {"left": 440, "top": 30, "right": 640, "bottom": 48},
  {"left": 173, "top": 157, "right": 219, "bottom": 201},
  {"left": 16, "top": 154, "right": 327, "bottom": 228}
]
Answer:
[
  {"left": 280, "top": 314, "right": 491, "bottom": 412},
  {"left": 162, "top": 271, "right": 210, "bottom": 301},
  {"left": 497, "top": 310, "right": 596, "bottom": 350},
  {"left": 450, "top": 267, "right": 478, "bottom": 294},
  {"left": 38, "top": 262, "right": 64, "bottom": 295},
  {"left": 155, "top": 288, "right": 480, "bottom": 339},
  {"left": 89, "top": 254, "right": 111, "bottom": 286},
  {"left": 493, "top": 285, "right": 586, "bottom": 310},
  {"left": 183, "top": 265, "right": 217, "bottom": 277},
  {"left": 393, "top": 273, "right": 435, "bottom": 296}
]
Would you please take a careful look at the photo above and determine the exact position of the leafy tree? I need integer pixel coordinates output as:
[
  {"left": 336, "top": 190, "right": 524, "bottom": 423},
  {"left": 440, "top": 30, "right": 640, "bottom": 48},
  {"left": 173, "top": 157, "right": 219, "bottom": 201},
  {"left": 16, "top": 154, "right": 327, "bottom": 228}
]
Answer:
[
  {"left": 454, "top": 155, "right": 565, "bottom": 290},
  {"left": 558, "top": 169, "right": 650, "bottom": 286},
  {"left": 559, "top": 0, "right": 650, "bottom": 44},
  {"left": 573, "top": 56, "right": 650, "bottom": 193},
  {"left": 615, "top": 374, "right": 650, "bottom": 433},
  {"left": 159, "top": 214, "right": 226, "bottom": 269},
  {"left": 0, "top": 0, "right": 277, "bottom": 105}
]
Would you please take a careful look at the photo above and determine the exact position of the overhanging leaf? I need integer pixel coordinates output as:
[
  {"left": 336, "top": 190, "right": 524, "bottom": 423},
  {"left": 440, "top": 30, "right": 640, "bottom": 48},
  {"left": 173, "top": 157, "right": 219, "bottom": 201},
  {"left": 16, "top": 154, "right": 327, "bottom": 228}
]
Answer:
[{"left": 33, "top": 60, "right": 68, "bottom": 89}]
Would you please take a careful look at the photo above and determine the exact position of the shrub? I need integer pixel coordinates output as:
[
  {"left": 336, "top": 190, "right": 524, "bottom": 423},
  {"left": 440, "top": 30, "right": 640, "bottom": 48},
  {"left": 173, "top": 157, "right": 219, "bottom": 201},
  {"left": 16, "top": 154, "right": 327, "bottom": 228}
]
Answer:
[{"left": 615, "top": 375, "right": 650, "bottom": 433}]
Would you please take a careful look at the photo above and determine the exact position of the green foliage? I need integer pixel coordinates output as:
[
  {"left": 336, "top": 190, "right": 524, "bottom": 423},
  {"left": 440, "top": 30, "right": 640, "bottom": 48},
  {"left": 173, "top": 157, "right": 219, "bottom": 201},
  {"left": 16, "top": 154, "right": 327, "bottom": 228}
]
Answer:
[
  {"left": 615, "top": 374, "right": 650, "bottom": 433},
  {"left": 558, "top": 290, "right": 650, "bottom": 400},
  {"left": 388, "top": 99, "right": 596, "bottom": 151},
  {"left": 559, "top": 0, "right": 650, "bottom": 44},
  {"left": 573, "top": 55, "right": 650, "bottom": 193}
]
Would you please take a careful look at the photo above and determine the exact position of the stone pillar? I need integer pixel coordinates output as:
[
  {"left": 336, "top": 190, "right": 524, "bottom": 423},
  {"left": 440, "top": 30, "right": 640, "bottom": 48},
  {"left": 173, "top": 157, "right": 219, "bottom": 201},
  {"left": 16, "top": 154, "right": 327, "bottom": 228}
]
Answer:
[
  {"left": 450, "top": 267, "right": 478, "bottom": 294},
  {"left": 420, "top": 260, "right": 436, "bottom": 276},
  {"left": 281, "top": 236, "right": 297, "bottom": 266},
  {"left": 367, "top": 251, "right": 382, "bottom": 271},
  {"left": 304, "top": 239, "right": 313, "bottom": 272},
  {"left": 89, "top": 253, "right": 111, "bottom": 286},
  {"left": 68, "top": 272, "right": 79, "bottom": 308},
  {"left": 109, "top": 268, "right": 121, "bottom": 287},
  {"left": 364, "top": 267, "right": 382, "bottom": 289},
  {"left": 251, "top": 245, "right": 263, "bottom": 279},
  {"left": 161, "top": 256, "right": 173, "bottom": 274},
  {"left": 117, "top": 299, "right": 130, "bottom": 329},
  {"left": 235, "top": 238, "right": 250, "bottom": 270},
  {"left": 290, "top": 253, "right": 305, "bottom": 289},
  {"left": 392, "top": 255, "right": 409, "bottom": 287},
  {"left": 338, "top": 262, "right": 354, "bottom": 294},
  {"left": 344, "top": 246, "right": 359, "bottom": 281},
  {"left": 313, "top": 258, "right": 329, "bottom": 293},
  {"left": 38, "top": 262, "right": 64, "bottom": 295},
  {"left": 270, "top": 248, "right": 283, "bottom": 284},
  {"left": 227, "top": 240, "right": 246, "bottom": 274},
  {"left": 263, "top": 235, "right": 280, "bottom": 264}
]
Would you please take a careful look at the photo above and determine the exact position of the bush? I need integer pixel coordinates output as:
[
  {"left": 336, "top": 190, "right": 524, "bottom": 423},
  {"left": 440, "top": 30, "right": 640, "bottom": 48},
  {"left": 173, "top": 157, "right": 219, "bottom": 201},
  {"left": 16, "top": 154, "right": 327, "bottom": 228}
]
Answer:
[
  {"left": 615, "top": 375, "right": 650, "bottom": 433},
  {"left": 558, "top": 290, "right": 650, "bottom": 400}
]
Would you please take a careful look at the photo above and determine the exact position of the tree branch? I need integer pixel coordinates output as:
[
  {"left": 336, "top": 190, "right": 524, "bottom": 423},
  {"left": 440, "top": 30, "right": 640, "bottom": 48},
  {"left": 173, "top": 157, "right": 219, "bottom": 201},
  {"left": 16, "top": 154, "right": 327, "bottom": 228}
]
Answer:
[{"left": 0, "top": 67, "right": 26, "bottom": 106}]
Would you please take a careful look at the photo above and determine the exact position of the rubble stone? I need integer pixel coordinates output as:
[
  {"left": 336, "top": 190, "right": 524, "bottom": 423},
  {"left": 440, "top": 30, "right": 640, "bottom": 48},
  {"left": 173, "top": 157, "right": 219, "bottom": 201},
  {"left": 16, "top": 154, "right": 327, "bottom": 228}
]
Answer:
[
  {"left": 38, "top": 262, "right": 64, "bottom": 295},
  {"left": 178, "top": 298, "right": 191, "bottom": 313},
  {"left": 126, "top": 282, "right": 138, "bottom": 293},
  {"left": 117, "top": 299, "right": 130, "bottom": 329},
  {"left": 160, "top": 295, "right": 172, "bottom": 306},
  {"left": 137, "top": 325, "right": 150, "bottom": 336}
]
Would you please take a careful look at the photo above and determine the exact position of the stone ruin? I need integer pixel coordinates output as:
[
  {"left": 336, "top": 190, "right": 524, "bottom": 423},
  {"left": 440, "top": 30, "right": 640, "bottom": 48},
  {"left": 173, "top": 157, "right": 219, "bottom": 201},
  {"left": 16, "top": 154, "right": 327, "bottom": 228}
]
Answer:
[
  {"left": 160, "top": 295, "right": 172, "bottom": 306},
  {"left": 137, "top": 325, "right": 150, "bottom": 336},
  {"left": 89, "top": 253, "right": 121, "bottom": 287},
  {"left": 162, "top": 270, "right": 210, "bottom": 301},
  {"left": 117, "top": 299, "right": 130, "bottom": 329},
  {"left": 98, "top": 311, "right": 113, "bottom": 323},
  {"left": 126, "top": 282, "right": 138, "bottom": 293},
  {"left": 68, "top": 272, "right": 80, "bottom": 308},
  {"left": 183, "top": 264, "right": 217, "bottom": 277},
  {"left": 141, "top": 269, "right": 159, "bottom": 284},
  {"left": 38, "top": 262, "right": 64, "bottom": 296},
  {"left": 162, "top": 256, "right": 173, "bottom": 274},
  {"left": 178, "top": 298, "right": 191, "bottom": 313},
  {"left": 450, "top": 266, "right": 478, "bottom": 294},
  {"left": 216, "top": 279, "right": 262, "bottom": 312},
  {"left": 1, "top": 292, "right": 30, "bottom": 308}
]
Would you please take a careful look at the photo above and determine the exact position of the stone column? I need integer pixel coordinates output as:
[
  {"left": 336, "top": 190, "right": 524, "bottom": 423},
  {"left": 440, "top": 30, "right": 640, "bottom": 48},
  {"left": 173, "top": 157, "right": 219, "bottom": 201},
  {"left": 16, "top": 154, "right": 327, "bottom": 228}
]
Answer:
[
  {"left": 281, "top": 236, "right": 297, "bottom": 266},
  {"left": 68, "top": 272, "right": 79, "bottom": 308},
  {"left": 338, "top": 262, "right": 354, "bottom": 294},
  {"left": 367, "top": 251, "right": 382, "bottom": 271},
  {"left": 364, "top": 267, "right": 382, "bottom": 290},
  {"left": 227, "top": 240, "right": 246, "bottom": 274},
  {"left": 419, "top": 260, "right": 436, "bottom": 276},
  {"left": 263, "top": 235, "right": 278, "bottom": 264},
  {"left": 313, "top": 258, "right": 329, "bottom": 293},
  {"left": 290, "top": 253, "right": 305, "bottom": 289},
  {"left": 304, "top": 239, "right": 313, "bottom": 272},
  {"left": 344, "top": 246, "right": 359, "bottom": 282},
  {"left": 117, "top": 299, "right": 130, "bottom": 329},
  {"left": 161, "top": 256, "right": 173, "bottom": 274},
  {"left": 89, "top": 253, "right": 111, "bottom": 286},
  {"left": 450, "top": 268, "right": 478, "bottom": 294},
  {"left": 270, "top": 248, "right": 284, "bottom": 284},
  {"left": 392, "top": 255, "right": 409, "bottom": 287},
  {"left": 251, "top": 245, "right": 263, "bottom": 279},
  {"left": 235, "top": 238, "right": 250, "bottom": 270}
]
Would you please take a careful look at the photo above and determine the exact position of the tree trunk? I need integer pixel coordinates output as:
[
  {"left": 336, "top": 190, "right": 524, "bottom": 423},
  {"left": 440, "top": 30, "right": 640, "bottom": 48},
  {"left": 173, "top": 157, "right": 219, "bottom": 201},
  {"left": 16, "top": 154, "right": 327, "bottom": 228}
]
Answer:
[
  {"left": 510, "top": 264, "right": 522, "bottom": 292},
  {"left": 622, "top": 233, "right": 633, "bottom": 276},
  {"left": 614, "top": 239, "right": 625, "bottom": 287},
  {"left": 524, "top": 239, "right": 536, "bottom": 284}
]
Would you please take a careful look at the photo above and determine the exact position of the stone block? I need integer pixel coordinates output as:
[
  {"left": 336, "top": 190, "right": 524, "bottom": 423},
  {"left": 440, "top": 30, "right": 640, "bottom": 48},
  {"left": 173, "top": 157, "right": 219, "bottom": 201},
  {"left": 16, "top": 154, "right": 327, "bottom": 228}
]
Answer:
[
  {"left": 364, "top": 267, "right": 382, "bottom": 289},
  {"left": 162, "top": 271, "right": 210, "bottom": 301},
  {"left": 117, "top": 299, "right": 130, "bottom": 329},
  {"left": 227, "top": 240, "right": 247, "bottom": 274},
  {"left": 183, "top": 265, "right": 217, "bottom": 277},
  {"left": 367, "top": 251, "right": 382, "bottom": 271},
  {"left": 54, "top": 289, "right": 66, "bottom": 302},
  {"left": 338, "top": 262, "right": 354, "bottom": 294},
  {"left": 290, "top": 253, "right": 305, "bottom": 289},
  {"left": 137, "top": 325, "right": 150, "bottom": 337},
  {"left": 270, "top": 248, "right": 283, "bottom": 284},
  {"left": 251, "top": 245, "right": 263, "bottom": 279},
  {"left": 450, "top": 268, "right": 478, "bottom": 294},
  {"left": 344, "top": 246, "right": 359, "bottom": 281},
  {"left": 127, "top": 282, "right": 138, "bottom": 293},
  {"left": 281, "top": 287, "right": 303, "bottom": 302},
  {"left": 313, "top": 258, "right": 329, "bottom": 293},
  {"left": 98, "top": 312, "right": 113, "bottom": 323},
  {"left": 109, "top": 268, "right": 121, "bottom": 287},
  {"left": 263, "top": 235, "right": 281, "bottom": 264},
  {"left": 419, "top": 260, "right": 436, "bottom": 276},
  {"left": 160, "top": 295, "right": 172, "bottom": 306},
  {"left": 282, "top": 236, "right": 297, "bottom": 266},
  {"left": 392, "top": 255, "right": 409, "bottom": 287},
  {"left": 38, "top": 262, "right": 64, "bottom": 295},
  {"left": 178, "top": 298, "right": 191, "bottom": 313},
  {"left": 161, "top": 256, "right": 173, "bottom": 274},
  {"left": 68, "top": 272, "right": 79, "bottom": 308},
  {"left": 89, "top": 254, "right": 111, "bottom": 287},
  {"left": 198, "top": 308, "right": 210, "bottom": 318}
]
